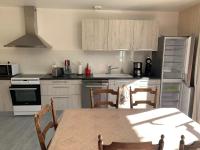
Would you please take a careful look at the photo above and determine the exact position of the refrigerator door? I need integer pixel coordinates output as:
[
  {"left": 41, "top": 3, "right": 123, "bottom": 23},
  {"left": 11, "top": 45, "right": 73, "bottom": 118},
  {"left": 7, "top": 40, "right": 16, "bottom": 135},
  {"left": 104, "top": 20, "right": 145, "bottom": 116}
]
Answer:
[
  {"left": 183, "top": 36, "right": 195, "bottom": 86},
  {"left": 160, "top": 81, "right": 182, "bottom": 108},
  {"left": 179, "top": 81, "right": 194, "bottom": 117},
  {"left": 162, "top": 37, "right": 186, "bottom": 79}
]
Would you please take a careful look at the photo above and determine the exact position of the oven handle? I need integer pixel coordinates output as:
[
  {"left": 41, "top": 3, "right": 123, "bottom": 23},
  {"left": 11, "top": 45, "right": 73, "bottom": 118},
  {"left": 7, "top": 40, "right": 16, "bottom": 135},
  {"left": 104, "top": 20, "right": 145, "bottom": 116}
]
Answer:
[{"left": 9, "top": 88, "right": 37, "bottom": 91}]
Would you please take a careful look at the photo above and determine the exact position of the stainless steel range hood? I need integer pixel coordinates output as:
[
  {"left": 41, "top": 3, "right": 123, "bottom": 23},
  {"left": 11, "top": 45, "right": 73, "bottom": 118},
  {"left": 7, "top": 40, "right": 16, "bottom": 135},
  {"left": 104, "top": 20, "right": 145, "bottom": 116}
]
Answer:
[{"left": 4, "top": 6, "right": 51, "bottom": 48}]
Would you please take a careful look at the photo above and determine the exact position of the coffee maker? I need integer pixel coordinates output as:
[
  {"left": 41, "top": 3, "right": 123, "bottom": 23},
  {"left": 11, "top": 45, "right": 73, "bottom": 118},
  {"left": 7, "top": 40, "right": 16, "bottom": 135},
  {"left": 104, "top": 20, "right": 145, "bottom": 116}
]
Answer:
[
  {"left": 133, "top": 62, "right": 142, "bottom": 77},
  {"left": 145, "top": 57, "right": 152, "bottom": 77}
]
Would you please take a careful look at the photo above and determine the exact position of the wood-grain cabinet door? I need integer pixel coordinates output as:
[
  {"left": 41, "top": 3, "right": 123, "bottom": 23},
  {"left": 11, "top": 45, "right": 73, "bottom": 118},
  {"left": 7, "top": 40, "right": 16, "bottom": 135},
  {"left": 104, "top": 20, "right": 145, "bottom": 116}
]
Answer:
[
  {"left": 82, "top": 19, "right": 108, "bottom": 50},
  {"left": 42, "top": 95, "right": 81, "bottom": 110},
  {"left": 0, "top": 80, "right": 12, "bottom": 111},
  {"left": 108, "top": 20, "right": 132, "bottom": 50},
  {"left": 133, "top": 20, "right": 159, "bottom": 51}
]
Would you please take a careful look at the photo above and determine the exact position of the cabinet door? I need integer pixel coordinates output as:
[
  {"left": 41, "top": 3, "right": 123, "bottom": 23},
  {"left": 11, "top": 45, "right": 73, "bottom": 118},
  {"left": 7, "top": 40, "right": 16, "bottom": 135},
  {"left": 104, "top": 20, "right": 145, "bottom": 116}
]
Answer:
[
  {"left": 0, "top": 80, "right": 12, "bottom": 111},
  {"left": 42, "top": 95, "right": 81, "bottom": 110},
  {"left": 82, "top": 19, "right": 108, "bottom": 50},
  {"left": 134, "top": 20, "right": 159, "bottom": 51},
  {"left": 108, "top": 20, "right": 132, "bottom": 50}
]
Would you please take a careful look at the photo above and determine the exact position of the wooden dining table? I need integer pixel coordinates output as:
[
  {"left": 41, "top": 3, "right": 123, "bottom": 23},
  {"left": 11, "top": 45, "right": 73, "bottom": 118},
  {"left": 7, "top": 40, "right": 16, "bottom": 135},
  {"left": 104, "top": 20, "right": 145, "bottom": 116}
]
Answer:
[{"left": 48, "top": 108, "right": 200, "bottom": 150}]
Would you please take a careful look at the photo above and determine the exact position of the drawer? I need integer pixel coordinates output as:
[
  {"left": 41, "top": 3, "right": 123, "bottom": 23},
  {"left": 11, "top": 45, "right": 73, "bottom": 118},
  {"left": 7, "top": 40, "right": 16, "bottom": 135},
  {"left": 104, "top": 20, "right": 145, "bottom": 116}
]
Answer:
[
  {"left": 41, "top": 84, "right": 81, "bottom": 96},
  {"left": 161, "top": 93, "right": 180, "bottom": 101},
  {"left": 41, "top": 95, "right": 81, "bottom": 110},
  {"left": 161, "top": 101, "right": 179, "bottom": 108},
  {"left": 41, "top": 80, "right": 82, "bottom": 85}
]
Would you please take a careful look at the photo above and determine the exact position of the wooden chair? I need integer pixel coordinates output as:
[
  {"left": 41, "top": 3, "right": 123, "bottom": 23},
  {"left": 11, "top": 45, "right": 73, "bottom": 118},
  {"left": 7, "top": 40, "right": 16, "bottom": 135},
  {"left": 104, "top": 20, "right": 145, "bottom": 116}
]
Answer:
[
  {"left": 50, "top": 98, "right": 58, "bottom": 129},
  {"left": 130, "top": 87, "right": 157, "bottom": 109},
  {"left": 34, "top": 102, "right": 58, "bottom": 150},
  {"left": 179, "top": 135, "right": 200, "bottom": 150},
  {"left": 98, "top": 134, "right": 164, "bottom": 150},
  {"left": 90, "top": 87, "right": 120, "bottom": 108}
]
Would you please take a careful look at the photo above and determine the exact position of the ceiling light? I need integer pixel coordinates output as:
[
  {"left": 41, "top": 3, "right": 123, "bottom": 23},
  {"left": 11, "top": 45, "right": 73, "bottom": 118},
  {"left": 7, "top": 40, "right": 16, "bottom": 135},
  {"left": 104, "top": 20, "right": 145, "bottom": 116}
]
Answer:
[{"left": 93, "top": 5, "right": 102, "bottom": 10}]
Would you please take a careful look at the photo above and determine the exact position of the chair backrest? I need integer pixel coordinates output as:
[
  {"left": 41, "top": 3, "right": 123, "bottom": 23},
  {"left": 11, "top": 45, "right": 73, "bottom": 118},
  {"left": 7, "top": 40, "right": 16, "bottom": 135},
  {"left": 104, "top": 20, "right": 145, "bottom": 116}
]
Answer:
[
  {"left": 130, "top": 87, "right": 157, "bottom": 109},
  {"left": 90, "top": 87, "right": 120, "bottom": 108},
  {"left": 34, "top": 103, "right": 58, "bottom": 150},
  {"left": 50, "top": 98, "right": 58, "bottom": 129},
  {"left": 98, "top": 134, "right": 164, "bottom": 150},
  {"left": 179, "top": 135, "right": 200, "bottom": 150}
]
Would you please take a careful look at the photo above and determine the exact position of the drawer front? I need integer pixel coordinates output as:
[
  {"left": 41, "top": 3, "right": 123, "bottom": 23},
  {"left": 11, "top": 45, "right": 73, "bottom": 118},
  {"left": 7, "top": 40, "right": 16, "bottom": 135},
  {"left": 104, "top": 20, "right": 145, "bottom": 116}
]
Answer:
[
  {"left": 41, "top": 95, "right": 81, "bottom": 110},
  {"left": 41, "top": 80, "right": 82, "bottom": 85},
  {"left": 41, "top": 84, "right": 81, "bottom": 96}
]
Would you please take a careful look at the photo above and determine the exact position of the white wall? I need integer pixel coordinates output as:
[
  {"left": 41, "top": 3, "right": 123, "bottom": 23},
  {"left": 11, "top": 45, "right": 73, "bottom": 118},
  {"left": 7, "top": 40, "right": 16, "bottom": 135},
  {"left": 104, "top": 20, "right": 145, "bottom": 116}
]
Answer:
[{"left": 0, "top": 7, "right": 178, "bottom": 74}]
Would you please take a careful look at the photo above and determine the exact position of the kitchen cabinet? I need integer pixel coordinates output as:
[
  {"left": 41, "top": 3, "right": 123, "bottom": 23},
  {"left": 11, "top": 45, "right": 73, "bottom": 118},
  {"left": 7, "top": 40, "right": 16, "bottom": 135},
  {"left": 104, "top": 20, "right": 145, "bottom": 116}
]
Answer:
[
  {"left": 0, "top": 80, "right": 12, "bottom": 111},
  {"left": 107, "top": 20, "right": 133, "bottom": 50},
  {"left": 108, "top": 79, "right": 160, "bottom": 108},
  {"left": 82, "top": 19, "right": 108, "bottom": 50},
  {"left": 82, "top": 19, "right": 159, "bottom": 51},
  {"left": 41, "top": 80, "right": 82, "bottom": 110},
  {"left": 133, "top": 20, "right": 159, "bottom": 51}
]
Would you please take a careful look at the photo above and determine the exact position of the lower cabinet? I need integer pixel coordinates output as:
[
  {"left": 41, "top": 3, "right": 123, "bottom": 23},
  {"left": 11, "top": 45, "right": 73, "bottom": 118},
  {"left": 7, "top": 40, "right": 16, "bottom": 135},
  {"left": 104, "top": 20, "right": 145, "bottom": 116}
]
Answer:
[
  {"left": 41, "top": 95, "right": 81, "bottom": 110},
  {"left": 41, "top": 80, "right": 82, "bottom": 110},
  {"left": 0, "top": 80, "right": 12, "bottom": 111},
  {"left": 108, "top": 79, "right": 161, "bottom": 108}
]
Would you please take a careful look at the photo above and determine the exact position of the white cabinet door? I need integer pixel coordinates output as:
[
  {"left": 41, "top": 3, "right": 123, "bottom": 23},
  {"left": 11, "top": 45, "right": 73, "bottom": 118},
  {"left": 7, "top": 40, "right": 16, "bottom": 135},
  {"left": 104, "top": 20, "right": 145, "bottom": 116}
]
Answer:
[
  {"left": 42, "top": 95, "right": 81, "bottom": 110},
  {"left": 82, "top": 19, "right": 108, "bottom": 50},
  {"left": 108, "top": 20, "right": 133, "bottom": 50},
  {"left": 0, "top": 80, "right": 12, "bottom": 111},
  {"left": 134, "top": 20, "right": 159, "bottom": 51}
]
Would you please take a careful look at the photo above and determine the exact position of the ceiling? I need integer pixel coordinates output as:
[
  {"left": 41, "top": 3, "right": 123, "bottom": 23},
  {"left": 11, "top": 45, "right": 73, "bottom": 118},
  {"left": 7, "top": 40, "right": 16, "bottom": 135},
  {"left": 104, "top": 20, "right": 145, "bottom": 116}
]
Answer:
[{"left": 0, "top": 0, "right": 199, "bottom": 11}]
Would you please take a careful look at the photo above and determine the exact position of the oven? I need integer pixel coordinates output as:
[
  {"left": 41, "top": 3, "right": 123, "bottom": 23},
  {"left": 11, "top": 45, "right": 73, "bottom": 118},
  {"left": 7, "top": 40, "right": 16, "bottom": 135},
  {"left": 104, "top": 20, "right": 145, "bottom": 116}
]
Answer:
[
  {"left": 9, "top": 84, "right": 41, "bottom": 105},
  {"left": 10, "top": 76, "right": 42, "bottom": 116}
]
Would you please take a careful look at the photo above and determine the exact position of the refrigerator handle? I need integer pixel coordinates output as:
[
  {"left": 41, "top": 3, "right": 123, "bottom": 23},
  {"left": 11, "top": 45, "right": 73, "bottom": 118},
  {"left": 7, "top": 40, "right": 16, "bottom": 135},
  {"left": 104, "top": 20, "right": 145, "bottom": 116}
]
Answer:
[{"left": 182, "top": 73, "right": 185, "bottom": 81}]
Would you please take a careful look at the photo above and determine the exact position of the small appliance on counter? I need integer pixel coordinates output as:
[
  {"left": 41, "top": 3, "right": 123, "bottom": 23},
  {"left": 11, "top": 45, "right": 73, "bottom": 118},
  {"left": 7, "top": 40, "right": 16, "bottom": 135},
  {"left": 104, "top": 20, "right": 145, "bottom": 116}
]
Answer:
[
  {"left": 64, "top": 59, "right": 72, "bottom": 75},
  {"left": 144, "top": 57, "right": 152, "bottom": 77},
  {"left": 51, "top": 65, "right": 64, "bottom": 77},
  {"left": 0, "top": 62, "right": 20, "bottom": 76},
  {"left": 133, "top": 62, "right": 142, "bottom": 77}
]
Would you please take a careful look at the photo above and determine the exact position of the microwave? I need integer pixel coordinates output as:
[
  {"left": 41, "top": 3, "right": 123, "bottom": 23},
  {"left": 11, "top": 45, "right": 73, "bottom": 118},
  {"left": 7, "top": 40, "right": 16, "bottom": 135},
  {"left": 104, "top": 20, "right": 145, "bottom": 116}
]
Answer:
[{"left": 0, "top": 64, "right": 19, "bottom": 76}]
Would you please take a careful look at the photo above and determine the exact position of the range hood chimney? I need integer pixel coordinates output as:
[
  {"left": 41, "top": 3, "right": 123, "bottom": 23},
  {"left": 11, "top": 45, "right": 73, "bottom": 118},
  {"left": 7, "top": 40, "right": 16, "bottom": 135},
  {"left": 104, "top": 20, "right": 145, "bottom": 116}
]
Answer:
[{"left": 4, "top": 6, "right": 51, "bottom": 48}]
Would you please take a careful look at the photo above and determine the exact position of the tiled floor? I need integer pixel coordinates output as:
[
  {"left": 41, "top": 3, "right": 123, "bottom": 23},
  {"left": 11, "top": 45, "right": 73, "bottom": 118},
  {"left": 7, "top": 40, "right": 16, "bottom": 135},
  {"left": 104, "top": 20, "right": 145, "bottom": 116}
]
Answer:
[{"left": 0, "top": 112, "right": 61, "bottom": 150}]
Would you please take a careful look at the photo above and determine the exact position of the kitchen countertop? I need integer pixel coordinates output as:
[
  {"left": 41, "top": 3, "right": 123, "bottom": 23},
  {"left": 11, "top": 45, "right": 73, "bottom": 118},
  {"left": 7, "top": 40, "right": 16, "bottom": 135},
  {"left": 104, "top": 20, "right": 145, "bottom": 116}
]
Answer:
[
  {"left": 40, "top": 74, "right": 161, "bottom": 80},
  {"left": 0, "top": 74, "right": 161, "bottom": 80},
  {"left": 0, "top": 75, "right": 15, "bottom": 80}
]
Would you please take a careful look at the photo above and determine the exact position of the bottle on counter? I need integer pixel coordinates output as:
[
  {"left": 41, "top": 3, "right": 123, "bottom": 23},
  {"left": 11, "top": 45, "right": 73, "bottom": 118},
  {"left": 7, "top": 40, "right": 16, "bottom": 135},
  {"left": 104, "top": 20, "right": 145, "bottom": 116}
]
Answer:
[
  {"left": 78, "top": 62, "right": 83, "bottom": 75},
  {"left": 85, "top": 63, "right": 91, "bottom": 77},
  {"left": 64, "top": 59, "right": 72, "bottom": 75}
]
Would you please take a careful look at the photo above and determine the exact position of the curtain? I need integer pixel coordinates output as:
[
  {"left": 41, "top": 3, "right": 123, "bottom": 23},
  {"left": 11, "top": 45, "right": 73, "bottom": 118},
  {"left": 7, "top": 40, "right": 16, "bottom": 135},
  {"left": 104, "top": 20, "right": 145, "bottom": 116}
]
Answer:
[{"left": 192, "top": 34, "right": 200, "bottom": 122}]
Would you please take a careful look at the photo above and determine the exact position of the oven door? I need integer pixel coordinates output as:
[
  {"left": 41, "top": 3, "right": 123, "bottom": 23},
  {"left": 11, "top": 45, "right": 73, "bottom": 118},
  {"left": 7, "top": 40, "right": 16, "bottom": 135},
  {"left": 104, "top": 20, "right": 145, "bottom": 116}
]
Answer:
[{"left": 9, "top": 85, "right": 41, "bottom": 105}]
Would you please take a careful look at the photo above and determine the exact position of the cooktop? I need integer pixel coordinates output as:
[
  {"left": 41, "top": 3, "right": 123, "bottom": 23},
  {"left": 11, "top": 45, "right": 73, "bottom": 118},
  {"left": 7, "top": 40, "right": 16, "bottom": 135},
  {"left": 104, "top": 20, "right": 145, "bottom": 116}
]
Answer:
[{"left": 12, "top": 74, "right": 45, "bottom": 78}]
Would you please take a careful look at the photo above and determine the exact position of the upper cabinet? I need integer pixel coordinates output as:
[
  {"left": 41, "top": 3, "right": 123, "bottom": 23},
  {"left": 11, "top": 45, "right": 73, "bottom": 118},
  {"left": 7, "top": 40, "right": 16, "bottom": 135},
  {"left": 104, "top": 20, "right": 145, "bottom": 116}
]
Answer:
[
  {"left": 133, "top": 20, "right": 159, "bottom": 51},
  {"left": 82, "top": 19, "right": 159, "bottom": 51},
  {"left": 82, "top": 19, "right": 108, "bottom": 50},
  {"left": 107, "top": 20, "right": 133, "bottom": 50}
]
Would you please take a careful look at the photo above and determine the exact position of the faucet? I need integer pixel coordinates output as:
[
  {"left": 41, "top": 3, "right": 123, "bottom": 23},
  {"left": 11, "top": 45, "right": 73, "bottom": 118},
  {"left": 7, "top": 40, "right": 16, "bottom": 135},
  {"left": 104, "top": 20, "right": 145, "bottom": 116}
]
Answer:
[{"left": 107, "top": 65, "right": 119, "bottom": 74}]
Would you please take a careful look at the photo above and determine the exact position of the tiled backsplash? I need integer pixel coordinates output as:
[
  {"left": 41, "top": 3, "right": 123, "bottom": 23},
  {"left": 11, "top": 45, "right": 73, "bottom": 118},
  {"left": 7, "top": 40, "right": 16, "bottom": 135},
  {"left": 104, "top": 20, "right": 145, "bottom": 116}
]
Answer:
[{"left": 0, "top": 49, "right": 151, "bottom": 74}]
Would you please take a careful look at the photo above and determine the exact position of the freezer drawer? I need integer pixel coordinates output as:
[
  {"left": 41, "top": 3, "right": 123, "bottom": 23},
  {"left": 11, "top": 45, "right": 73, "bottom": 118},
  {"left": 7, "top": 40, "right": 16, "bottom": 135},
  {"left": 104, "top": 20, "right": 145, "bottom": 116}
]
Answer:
[{"left": 161, "top": 82, "right": 181, "bottom": 108}]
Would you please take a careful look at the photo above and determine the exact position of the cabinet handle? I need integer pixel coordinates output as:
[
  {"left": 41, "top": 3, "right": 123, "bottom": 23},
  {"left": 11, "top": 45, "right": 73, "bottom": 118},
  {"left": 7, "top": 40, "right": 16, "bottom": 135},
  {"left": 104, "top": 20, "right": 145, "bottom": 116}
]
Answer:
[
  {"left": 116, "top": 81, "right": 131, "bottom": 83},
  {"left": 53, "top": 96, "right": 69, "bottom": 99},
  {"left": 52, "top": 81, "right": 69, "bottom": 84},
  {"left": 53, "top": 86, "right": 69, "bottom": 88}
]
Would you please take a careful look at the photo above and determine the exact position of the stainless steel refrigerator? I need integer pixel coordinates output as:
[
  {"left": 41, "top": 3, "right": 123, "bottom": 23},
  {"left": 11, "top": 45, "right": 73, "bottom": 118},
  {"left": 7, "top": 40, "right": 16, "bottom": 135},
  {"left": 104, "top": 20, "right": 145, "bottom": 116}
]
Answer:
[{"left": 152, "top": 36, "right": 196, "bottom": 117}]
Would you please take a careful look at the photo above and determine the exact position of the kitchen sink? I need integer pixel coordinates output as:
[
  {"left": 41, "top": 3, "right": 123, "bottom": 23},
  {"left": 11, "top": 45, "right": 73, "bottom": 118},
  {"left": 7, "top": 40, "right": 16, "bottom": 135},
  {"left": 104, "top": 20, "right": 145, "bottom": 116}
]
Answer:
[{"left": 93, "top": 73, "right": 133, "bottom": 78}]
